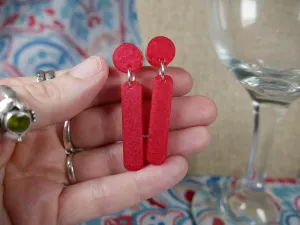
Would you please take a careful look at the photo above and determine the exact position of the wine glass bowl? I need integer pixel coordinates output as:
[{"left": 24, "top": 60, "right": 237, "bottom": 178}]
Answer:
[
  {"left": 210, "top": 0, "right": 300, "bottom": 104},
  {"left": 192, "top": 1, "right": 300, "bottom": 224}
]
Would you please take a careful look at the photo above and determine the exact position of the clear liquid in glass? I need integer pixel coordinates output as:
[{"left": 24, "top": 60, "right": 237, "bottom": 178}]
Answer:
[{"left": 216, "top": 47, "right": 300, "bottom": 104}]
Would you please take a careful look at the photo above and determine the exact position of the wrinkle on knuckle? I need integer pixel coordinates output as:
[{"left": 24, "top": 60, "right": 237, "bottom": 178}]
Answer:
[
  {"left": 23, "top": 82, "right": 63, "bottom": 105},
  {"left": 106, "top": 148, "right": 117, "bottom": 175},
  {"left": 16, "top": 77, "right": 29, "bottom": 86}
]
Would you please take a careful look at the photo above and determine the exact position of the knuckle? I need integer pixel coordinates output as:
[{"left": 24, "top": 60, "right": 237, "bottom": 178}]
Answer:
[
  {"left": 106, "top": 146, "right": 122, "bottom": 175},
  {"left": 23, "top": 82, "right": 63, "bottom": 105},
  {"left": 15, "top": 77, "right": 30, "bottom": 86}
]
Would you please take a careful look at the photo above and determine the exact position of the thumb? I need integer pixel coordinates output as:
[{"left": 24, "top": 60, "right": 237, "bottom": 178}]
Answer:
[{"left": 9, "top": 56, "right": 108, "bottom": 129}]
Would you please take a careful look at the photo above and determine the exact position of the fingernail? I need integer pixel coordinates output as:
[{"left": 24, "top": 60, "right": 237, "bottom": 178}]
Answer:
[{"left": 71, "top": 56, "right": 103, "bottom": 79}]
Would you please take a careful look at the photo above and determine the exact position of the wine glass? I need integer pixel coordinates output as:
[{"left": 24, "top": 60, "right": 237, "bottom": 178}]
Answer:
[{"left": 192, "top": 0, "right": 300, "bottom": 224}]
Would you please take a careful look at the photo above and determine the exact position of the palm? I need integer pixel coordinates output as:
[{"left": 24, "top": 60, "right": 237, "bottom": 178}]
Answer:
[
  {"left": 0, "top": 65, "right": 217, "bottom": 225},
  {"left": 3, "top": 126, "right": 66, "bottom": 224}
]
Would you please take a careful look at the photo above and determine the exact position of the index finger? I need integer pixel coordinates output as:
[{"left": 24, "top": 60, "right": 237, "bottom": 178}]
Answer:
[
  {"left": 0, "top": 69, "right": 69, "bottom": 86},
  {"left": 0, "top": 66, "right": 193, "bottom": 107},
  {"left": 93, "top": 66, "right": 193, "bottom": 106}
]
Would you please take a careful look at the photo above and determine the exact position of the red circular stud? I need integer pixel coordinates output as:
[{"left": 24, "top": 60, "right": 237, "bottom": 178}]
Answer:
[
  {"left": 112, "top": 43, "right": 143, "bottom": 73},
  {"left": 146, "top": 36, "right": 176, "bottom": 68}
]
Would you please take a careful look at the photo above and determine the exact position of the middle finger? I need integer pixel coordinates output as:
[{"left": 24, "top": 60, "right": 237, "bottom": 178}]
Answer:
[
  {"left": 72, "top": 125, "right": 210, "bottom": 182},
  {"left": 70, "top": 95, "right": 216, "bottom": 149}
]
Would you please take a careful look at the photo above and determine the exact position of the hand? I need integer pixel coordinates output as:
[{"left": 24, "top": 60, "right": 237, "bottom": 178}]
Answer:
[{"left": 0, "top": 56, "right": 217, "bottom": 225}]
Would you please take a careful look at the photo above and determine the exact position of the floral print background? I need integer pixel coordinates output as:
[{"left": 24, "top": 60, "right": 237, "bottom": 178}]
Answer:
[
  {"left": 0, "top": 0, "right": 142, "bottom": 77},
  {"left": 0, "top": 1, "right": 299, "bottom": 225}
]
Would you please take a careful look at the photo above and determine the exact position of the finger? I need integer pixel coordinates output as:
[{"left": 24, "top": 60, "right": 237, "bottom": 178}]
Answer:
[
  {"left": 5, "top": 56, "right": 109, "bottom": 129},
  {"left": 90, "top": 66, "right": 193, "bottom": 106},
  {"left": 72, "top": 126, "right": 210, "bottom": 182},
  {"left": 58, "top": 155, "right": 188, "bottom": 225},
  {"left": 71, "top": 96, "right": 217, "bottom": 148},
  {"left": 0, "top": 66, "right": 193, "bottom": 107},
  {"left": 0, "top": 70, "right": 69, "bottom": 86}
]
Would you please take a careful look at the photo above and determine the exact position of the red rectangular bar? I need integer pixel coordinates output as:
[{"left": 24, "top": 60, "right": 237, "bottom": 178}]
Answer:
[
  {"left": 147, "top": 75, "right": 173, "bottom": 165},
  {"left": 121, "top": 81, "right": 145, "bottom": 171}
]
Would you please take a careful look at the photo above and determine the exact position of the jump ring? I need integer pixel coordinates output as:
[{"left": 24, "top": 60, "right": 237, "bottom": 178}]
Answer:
[
  {"left": 127, "top": 68, "right": 132, "bottom": 87},
  {"left": 66, "top": 153, "right": 76, "bottom": 184},
  {"left": 160, "top": 61, "right": 165, "bottom": 80},
  {"left": 127, "top": 67, "right": 136, "bottom": 87}
]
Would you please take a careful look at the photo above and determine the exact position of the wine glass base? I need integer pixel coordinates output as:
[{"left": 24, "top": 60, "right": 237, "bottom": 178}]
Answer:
[
  {"left": 191, "top": 178, "right": 279, "bottom": 225},
  {"left": 192, "top": 189, "right": 231, "bottom": 225},
  {"left": 222, "top": 186, "right": 279, "bottom": 225},
  {"left": 191, "top": 180, "right": 241, "bottom": 225}
]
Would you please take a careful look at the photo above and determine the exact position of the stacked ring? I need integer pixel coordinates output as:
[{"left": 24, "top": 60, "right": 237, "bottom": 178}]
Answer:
[
  {"left": 63, "top": 120, "right": 84, "bottom": 184},
  {"left": 36, "top": 70, "right": 82, "bottom": 184}
]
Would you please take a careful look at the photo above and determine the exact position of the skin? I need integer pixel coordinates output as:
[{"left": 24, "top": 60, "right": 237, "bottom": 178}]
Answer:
[{"left": 0, "top": 56, "right": 217, "bottom": 225}]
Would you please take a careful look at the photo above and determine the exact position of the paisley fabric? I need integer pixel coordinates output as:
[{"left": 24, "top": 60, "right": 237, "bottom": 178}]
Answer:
[
  {"left": 1, "top": 1, "right": 299, "bottom": 225},
  {"left": 0, "top": 0, "right": 142, "bottom": 77},
  {"left": 79, "top": 177, "right": 300, "bottom": 225}
]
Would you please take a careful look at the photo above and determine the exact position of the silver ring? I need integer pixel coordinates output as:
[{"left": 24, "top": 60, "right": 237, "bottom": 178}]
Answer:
[
  {"left": 160, "top": 61, "right": 165, "bottom": 80},
  {"left": 36, "top": 71, "right": 79, "bottom": 153},
  {"left": 35, "top": 70, "right": 80, "bottom": 185},
  {"left": 63, "top": 120, "right": 83, "bottom": 154},
  {"left": 66, "top": 153, "right": 76, "bottom": 184},
  {"left": 36, "top": 70, "right": 56, "bottom": 82},
  {"left": 63, "top": 120, "right": 83, "bottom": 185},
  {"left": 0, "top": 85, "right": 36, "bottom": 142},
  {"left": 35, "top": 71, "right": 78, "bottom": 153}
]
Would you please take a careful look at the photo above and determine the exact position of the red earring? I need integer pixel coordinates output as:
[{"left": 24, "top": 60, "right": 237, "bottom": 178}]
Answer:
[
  {"left": 146, "top": 36, "right": 176, "bottom": 165},
  {"left": 112, "top": 43, "right": 145, "bottom": 171}
]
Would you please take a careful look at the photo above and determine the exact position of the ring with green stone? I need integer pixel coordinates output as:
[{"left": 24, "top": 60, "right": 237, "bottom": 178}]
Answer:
[{"left": 0, "top": 85, "right": 36, "bottom": 142}]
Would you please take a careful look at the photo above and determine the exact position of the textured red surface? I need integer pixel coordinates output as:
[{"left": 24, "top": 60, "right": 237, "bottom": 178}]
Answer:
[
  {"left": 146, "top": 36, "right": 176, "bottom": 68},
  {"left": 121, "top": 81, "right": 145, "bottom": 171},
  {"left": 147, "top": 75, "right": 173, "bottom": 165},
  {"left": 113, "top": 43, "right": 143, "bottom": 73}
]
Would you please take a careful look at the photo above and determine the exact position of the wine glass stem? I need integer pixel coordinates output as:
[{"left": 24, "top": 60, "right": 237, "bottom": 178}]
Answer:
[{"left": 243, "top": 99, "right": 288, "bottom": 190}]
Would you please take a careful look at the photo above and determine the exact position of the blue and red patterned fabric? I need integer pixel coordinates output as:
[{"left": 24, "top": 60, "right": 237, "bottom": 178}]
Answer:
[
  {"left": 0, "top": 1, "right": 299, "bottom": 225},
  {"left": 0, "top": 0, "right": 142, "bottom": 78},
  {"left": 80, "top": 177, "right": 300, "bottom": 225}
]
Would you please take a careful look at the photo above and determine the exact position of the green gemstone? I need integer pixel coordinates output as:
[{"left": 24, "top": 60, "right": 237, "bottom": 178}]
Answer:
[{"left": 7, "top": 114, "right": 30, "bottom": 133}]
